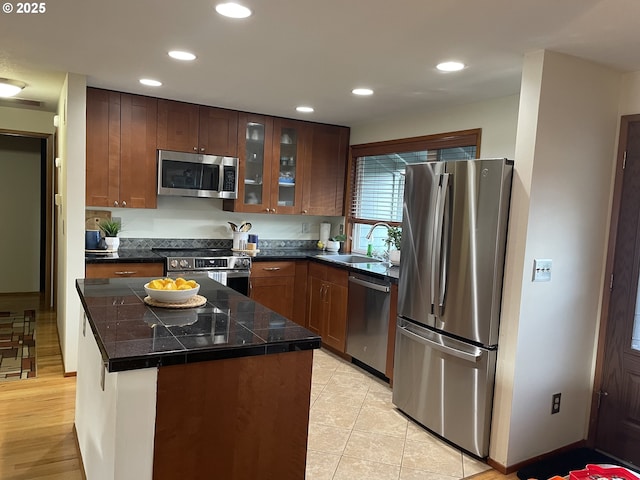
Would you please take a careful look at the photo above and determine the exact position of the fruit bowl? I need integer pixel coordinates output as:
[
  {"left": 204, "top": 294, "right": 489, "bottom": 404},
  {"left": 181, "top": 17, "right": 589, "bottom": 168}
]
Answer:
[{"left": 144, "top": 282, "right": 200, "bottom": 304}]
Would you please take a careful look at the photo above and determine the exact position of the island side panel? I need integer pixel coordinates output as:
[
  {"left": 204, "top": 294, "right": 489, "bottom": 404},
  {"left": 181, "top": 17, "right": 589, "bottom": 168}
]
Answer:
[{"left": 153, "top": 349, "right": 313, "bottom": 480}]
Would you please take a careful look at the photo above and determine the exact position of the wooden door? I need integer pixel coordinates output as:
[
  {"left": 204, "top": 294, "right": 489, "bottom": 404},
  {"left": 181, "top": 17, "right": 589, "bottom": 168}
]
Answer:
[
  {"left": 302, "top": 124, "right": 349, "bottom": 216},
  {"left": 250, "top": 277, "right": 295, "bottom": 319},
  {"left": 594, "top": 115, "right": 640, "bottom": 466},
  {"left": 86, "top": 88, "right": 120, "bottom": 207},
  {"left": 157, "top": 99, "right": 199, "bottom": 153},
  {"left": 198, "top": 106, "right": 238, "bottom": 156},
  {"left": 120, "top": 93, "right": 158, "bottom": 208},
  {"left": 306, "top": 275, "right": 325, "bottom": 336},
  {"left": 323, "top": 281, "right": 348, "bottom": 352}
]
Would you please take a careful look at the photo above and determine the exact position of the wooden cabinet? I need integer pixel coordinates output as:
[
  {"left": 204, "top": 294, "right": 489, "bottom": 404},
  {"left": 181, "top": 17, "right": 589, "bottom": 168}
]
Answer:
[
  {"left": 386, "top": 283, "right": 398, "bottom": 383},
  {"left": 85, "top": 262, "right": 164, "bottom": 279},
  {"left": 225, "top": 114, "right": 311, "bottom": 215},
  {"left": 302, "top": 124, "right": 349, "bottom": 216},
  {"left": 225, "top": 117, "right": 348, "bottom": 216},
  {"left": 157, "top": 99, "right": 238, "bottom": 156},
  {"left": 86, "top": 88, "right": 158, "bottom": 208},
  {"left": 306, "top": 262, "right": 348, "bottom": 352},
  {"left": 250, "top": 260, "right": 308, "bottom": 326}
]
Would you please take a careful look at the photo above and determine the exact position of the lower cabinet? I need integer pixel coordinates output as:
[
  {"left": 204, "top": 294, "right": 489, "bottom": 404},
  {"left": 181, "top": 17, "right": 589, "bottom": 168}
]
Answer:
[
  {"left": 250, "top": 260, "right": 308, "bottom": 326},
  {"left": 85, "top": 262, "right": 164, "bottom": 279},
  {"left": 306, "top": 262, "right": 348, "bottom": 352}
]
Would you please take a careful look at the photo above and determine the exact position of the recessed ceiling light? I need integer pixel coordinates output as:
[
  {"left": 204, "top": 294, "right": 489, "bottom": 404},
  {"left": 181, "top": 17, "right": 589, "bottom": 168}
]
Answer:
[
  {"left": 168, "top": 50, "right": 196, "bottom": 61},
  {"left": 215, "top": 2, "right": 252, "bottom": 18},
  {"left": 296, "top": 106, "right": 314, "bottom": 113},
  {"left": 0, "top": 78, "right": 26, "bottom": 97},
  {"left": 139, "top": 78, "right": 162, "bottom": 87},
  {"left": 436, "top": 61, "right": 465, "bottom": 72},
  {"left": 352, "top": 88, "right": 374, "bottom": 96}
]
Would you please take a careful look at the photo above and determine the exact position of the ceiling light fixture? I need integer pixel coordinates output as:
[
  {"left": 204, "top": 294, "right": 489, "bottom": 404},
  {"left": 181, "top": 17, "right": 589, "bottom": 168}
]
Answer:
[
  {"left": 168, "top": 50, "right": 196, "bottom": 61},
  {"left": 436, "top": 61, "right": 465, "bottom": 72},
  {"left": 0, "top": 78, "right": 26, "bottom": 97},
  {"left": 296, "top": 106, "right": 314, "bottom": 113},
  {"left": 215, "top": 2, "right": 252, "bottom": 18},
  {"left": 352, "top": 88, "right": 374, "bottom": 96},
  {"left": 139, "top": 78, "right": 162, "bottom": 87}
]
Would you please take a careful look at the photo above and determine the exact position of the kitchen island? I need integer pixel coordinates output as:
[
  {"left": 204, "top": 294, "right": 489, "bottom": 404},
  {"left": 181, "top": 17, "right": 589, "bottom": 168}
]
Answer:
[{"left": 75, "top": 275, "right": 320, "bottom": 480}]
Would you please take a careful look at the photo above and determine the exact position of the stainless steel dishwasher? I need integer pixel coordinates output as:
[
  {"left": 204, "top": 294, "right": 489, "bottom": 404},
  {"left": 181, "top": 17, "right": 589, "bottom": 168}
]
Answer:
[{"left": 346, "top": 272, "right": 391, "bottom": 376}]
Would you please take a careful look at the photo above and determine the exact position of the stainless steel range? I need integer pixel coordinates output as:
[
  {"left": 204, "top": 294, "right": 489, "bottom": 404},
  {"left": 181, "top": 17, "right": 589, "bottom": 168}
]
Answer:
[{"left": 153, "top": 248, "right": 251, "bottom": 296}]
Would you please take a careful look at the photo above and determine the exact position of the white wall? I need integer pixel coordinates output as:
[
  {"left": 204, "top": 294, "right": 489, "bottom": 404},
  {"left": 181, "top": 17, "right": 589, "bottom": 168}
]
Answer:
[
  {"left": 350, "top": 94, "right": 520, "bottom": 160},
  {"left": 491, "top": 51, "right": 621, "bottom": 466},
  {"left": 0, "top": 136, "right": 41, "bottom": 292},
  {"left": 102, "top": 195, "right": 341, "bottom": 242},
  {"left": 56, "top": 73, "right": 87, "bottom": 373},
  {"left": 0, "top": 106, "right": 55, "bottom": 134}
]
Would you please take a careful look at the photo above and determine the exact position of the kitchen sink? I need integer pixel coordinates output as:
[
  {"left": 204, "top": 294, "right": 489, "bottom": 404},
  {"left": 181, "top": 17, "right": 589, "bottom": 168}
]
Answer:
[{"left": 316, "top": 254, "right": 383, "bottom": 265}]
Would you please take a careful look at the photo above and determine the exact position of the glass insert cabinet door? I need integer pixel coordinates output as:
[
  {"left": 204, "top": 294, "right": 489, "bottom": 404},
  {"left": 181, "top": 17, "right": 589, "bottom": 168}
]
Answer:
[
  {"left": 244, "top": 121, "right": 267, "bottom": 206},
  {"left": 277, "top": 126, "right": 298, "bottom": 208}
]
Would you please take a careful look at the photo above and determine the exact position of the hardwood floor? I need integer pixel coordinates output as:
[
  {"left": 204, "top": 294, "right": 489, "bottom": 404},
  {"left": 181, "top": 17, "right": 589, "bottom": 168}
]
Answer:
[
  {"left": 0, "top": 293, "right": 519, "bottom": 480},
  {"left": 0, "top": 293, "right": 83, "bottom": 480}
]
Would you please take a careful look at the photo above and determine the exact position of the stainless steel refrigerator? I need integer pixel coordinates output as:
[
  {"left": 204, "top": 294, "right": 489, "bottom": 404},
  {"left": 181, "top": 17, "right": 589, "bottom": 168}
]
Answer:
[{"left": 392, "top": 158, "right": 513, "bottom": 458}]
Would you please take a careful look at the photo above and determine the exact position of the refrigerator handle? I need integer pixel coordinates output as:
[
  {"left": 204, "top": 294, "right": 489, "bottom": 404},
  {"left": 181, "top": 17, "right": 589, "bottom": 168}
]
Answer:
[
  {"left": 431, "top": 173, "right": 449, "bottom": 315},
  {"left": 397, "top": 325, "right": 482, "bottom": 363},
  {"left": 437, "top": 174, "right": 451, "bottom": 314}
]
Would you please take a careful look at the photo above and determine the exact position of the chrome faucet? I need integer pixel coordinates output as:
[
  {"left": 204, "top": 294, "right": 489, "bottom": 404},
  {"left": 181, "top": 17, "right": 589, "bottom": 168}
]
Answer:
[
  {"left": 366, "top": 222, "right": 392, "bottom": 240},
  {"left": 365, "top": 222, "right": 392, "bottom": 261}
]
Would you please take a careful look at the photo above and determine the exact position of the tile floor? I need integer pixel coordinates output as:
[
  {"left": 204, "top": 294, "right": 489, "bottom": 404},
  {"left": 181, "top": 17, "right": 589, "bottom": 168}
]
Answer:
[{"left": 306, "top": 348, "right": 493, "bottom": 480}]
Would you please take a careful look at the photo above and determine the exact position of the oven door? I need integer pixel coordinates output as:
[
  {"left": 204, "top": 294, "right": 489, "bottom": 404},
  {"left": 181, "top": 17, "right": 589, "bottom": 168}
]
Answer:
[
  {"left": 167, "top": 270, "right": 250, "bottom": 296},
  {"left": 208, "top": 270, "right": 250, "bottom": 296}
]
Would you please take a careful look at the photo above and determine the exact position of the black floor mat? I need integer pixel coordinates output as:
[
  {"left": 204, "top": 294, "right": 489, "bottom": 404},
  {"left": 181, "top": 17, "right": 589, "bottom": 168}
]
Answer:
[{"left": 516, "top": 448, "right": 625, "bottom": 480}]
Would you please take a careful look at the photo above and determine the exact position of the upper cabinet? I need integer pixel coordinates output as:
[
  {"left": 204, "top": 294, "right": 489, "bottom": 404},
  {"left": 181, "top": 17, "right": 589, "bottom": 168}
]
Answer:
[
  {"left": 157, "top": 99, "right": 238, "bottom": 157},
  {"left": 303, "top": 124, "right": 349, "bottom": 216},
  {"left": 224, "top": 116, "right": 348, "bottom": 216},
  {"left": 86, "top": 88, "right": 158, "bottom": 209}
]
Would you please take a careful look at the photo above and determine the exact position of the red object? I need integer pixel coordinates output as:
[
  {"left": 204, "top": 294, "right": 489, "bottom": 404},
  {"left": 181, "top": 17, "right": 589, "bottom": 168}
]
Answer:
[{"left": 570, "top": 464, "right": 639, "bottom": 480}]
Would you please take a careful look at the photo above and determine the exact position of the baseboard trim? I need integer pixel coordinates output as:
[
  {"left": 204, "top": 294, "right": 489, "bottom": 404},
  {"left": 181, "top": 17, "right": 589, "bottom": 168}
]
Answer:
[
  {"left": 489, "top": 440, "right": 587, "bottom": 474},
  {"left": 72, "top": 424, "right": 87, "bottom": 480}
]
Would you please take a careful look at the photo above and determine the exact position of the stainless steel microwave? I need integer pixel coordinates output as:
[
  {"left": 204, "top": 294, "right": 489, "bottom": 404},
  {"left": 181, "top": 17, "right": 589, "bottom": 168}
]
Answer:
[{"left": 157, "top": 150, "right": 238, "bottom": 199}]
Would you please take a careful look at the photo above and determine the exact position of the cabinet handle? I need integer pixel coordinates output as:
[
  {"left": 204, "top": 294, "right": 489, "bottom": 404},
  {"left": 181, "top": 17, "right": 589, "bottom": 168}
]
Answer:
[
  {"left": 200, "top": 147, "right": 205, "bottom": 152},
  {"left": 193, "top": 146, "right": 198, "bottom": 151},
  {"left": 265, "top": 208, "right": 271, "bottom": 213},
  {"left": 113, "top": 201, "right": 119, "bottom": 207},
  {"left": 302, "top": 210, "right": 308, "bottom": 214},
  {"left": 272, "top": 208, "right": 277, "bottom": 214},
  {"left": 121, "top": 201, "right": 127, "bottom": 207},
  {"left": 114, "top": 271, "right": 136, "bottom": 276},
  {"left": 263, "top": 267, "right": 281, "bottom": 271}
]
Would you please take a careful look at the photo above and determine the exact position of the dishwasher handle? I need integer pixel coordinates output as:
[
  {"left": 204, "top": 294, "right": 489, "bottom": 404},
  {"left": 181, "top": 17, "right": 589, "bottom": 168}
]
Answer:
[
  {"left": 348, "top": 275, "right": 390, "bottom": 293},
  {"left": 397, "top": 324, "right": 482, "bottom": 363}
]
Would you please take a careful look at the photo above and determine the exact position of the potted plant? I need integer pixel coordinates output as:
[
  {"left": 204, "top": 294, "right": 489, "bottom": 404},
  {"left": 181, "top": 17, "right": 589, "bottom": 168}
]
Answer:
[
  {"left": 326, "top": 234, "right": 347, "bottom": 252},
  {"left": 385, "top": 226, "right": 401, "bottom": 265},
  {"left": 99, "top": 219, "right": 121, "bottom": 251}
]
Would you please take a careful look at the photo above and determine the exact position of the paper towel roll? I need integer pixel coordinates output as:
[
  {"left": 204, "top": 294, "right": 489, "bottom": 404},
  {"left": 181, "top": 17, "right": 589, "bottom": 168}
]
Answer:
[{"left": 320, "top": 223, "right": 331, "bottom": 244}]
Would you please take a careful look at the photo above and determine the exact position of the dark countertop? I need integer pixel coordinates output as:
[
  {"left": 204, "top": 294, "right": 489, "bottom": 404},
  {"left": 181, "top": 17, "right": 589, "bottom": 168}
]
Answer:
[
  {"left": 76, "top": 275, "right": 321, "bottom": 373},
  {"left": 85, "top": 248, "right": 164, "bottom": 264},
  {"left": 85, "top": 248, "right": 399, "bottom": 281}
]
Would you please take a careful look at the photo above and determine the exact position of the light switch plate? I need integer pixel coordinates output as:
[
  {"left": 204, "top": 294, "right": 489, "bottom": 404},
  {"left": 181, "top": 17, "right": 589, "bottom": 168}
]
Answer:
[{"left": 533, "top": 258, "right": 552, "bottom": 282}]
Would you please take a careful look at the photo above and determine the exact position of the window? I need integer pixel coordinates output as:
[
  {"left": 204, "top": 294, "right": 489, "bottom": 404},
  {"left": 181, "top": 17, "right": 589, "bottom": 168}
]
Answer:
[{"left": 347, "top": 129, "right": 481, "bottom": 255}]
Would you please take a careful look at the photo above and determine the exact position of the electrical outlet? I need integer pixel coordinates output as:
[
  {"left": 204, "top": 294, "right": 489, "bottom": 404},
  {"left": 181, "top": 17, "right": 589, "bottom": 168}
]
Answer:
[
  {"left": 551, "top": 393, "right": 561, "bottom": 414},
  {"left": 302, "top": 222, "right": 310, "bottom": 233}
]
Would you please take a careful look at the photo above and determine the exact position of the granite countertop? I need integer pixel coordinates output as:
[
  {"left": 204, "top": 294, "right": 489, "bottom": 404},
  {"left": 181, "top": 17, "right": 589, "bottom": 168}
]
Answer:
[
  {"left": 85, "top": 248, "right": 399, "bottom": 281},
  {"left": 76, "top": 275, "right": 321, "bottom": 373}
]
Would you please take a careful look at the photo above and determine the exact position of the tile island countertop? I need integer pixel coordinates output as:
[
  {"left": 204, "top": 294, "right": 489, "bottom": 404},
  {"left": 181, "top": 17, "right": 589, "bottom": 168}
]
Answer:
[
  {"left": 76, "top": 274, "right": 321, "bottom": 372},
  {"left": 75, "top": 274, "right": 318, "bottom": 479}
]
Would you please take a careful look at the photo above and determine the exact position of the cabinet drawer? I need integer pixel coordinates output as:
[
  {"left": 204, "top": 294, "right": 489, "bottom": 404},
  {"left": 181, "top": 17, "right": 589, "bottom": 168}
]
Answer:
[
  {"left": 251, "top": 261, "right": 296, "bottom": 278},
  {"left": 309, "top": 261, "right": 348, "bottom": 287},
  {"left": 85, "top": 262, "right": 164, "bottom": 279}
]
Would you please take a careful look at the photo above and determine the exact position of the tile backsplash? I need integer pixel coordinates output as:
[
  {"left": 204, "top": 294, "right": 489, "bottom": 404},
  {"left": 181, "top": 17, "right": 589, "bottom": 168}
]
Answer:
[{"left": 119, "top": 238, "right": 319, "bottom": 250}]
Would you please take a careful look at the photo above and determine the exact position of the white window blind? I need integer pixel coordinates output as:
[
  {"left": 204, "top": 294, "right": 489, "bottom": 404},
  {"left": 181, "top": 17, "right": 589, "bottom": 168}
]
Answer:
[{"left": 351, "top": 146, "right": 476, "bottom": 223}]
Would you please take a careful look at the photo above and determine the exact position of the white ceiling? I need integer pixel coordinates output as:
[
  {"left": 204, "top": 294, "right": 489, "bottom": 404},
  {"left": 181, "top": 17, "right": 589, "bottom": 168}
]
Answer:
[{"left": 1, "top": 0, "right": 639, "bottom": 126}]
